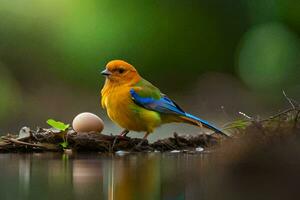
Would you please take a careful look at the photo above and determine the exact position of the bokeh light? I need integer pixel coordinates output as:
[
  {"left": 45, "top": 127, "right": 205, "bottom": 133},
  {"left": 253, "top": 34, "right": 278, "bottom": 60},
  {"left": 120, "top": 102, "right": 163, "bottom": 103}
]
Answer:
[{"left": 238, "top": 23, "right": 300, "bottom": 91}]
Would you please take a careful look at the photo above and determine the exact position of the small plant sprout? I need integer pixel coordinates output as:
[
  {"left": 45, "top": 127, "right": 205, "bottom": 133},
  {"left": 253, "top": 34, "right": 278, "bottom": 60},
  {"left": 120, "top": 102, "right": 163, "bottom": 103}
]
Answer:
[
  {"left": 223, "top": 119, "right": 250, "bottom": 131},
  {"left": 46, "top": 119, "right": 70, "bottom": 149}
]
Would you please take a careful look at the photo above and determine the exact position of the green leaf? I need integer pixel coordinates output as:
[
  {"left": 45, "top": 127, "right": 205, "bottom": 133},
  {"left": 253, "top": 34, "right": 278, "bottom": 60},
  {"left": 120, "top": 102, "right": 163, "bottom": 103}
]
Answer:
[
  {"left": 60, "top": 141, "right": 69, "bottom": 149},
  {"left": 47, "top": 119, "right": 70, "bottom": 131}
]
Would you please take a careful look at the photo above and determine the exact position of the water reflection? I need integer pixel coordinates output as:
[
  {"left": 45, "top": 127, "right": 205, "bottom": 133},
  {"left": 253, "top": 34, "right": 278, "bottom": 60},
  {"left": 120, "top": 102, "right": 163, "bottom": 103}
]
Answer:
[
  {"left": 1, "top": 150, "right": 299, "bottom": 200},
  {"left": 0, "top": 153, "right": 211, "bottom": 200}
]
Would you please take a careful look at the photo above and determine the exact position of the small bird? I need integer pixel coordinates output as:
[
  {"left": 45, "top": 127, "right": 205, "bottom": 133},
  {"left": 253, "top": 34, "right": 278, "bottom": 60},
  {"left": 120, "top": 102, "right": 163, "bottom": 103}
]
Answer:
[{"left": 101, "top": 60, "right": 228, "bottom": 142}]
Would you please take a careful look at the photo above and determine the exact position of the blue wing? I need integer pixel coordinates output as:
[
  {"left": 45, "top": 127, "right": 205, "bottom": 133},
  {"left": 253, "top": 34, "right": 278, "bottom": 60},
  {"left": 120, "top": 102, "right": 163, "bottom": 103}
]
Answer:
[
  {"left": 130, "top": 88, "right": 228, "bottom": 136},
  {"left": 130, "top": 88, "right": 185, "bottom": 115}
]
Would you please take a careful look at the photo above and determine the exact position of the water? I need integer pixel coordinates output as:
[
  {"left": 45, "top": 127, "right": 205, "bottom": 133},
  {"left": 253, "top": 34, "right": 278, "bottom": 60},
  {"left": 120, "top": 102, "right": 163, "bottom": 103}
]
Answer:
[
  {"left": 0, "top": 152, "right": 217, "bottom": 200},
  {"left": 1, "top": 150, "right": 299, "bottom": 200}
]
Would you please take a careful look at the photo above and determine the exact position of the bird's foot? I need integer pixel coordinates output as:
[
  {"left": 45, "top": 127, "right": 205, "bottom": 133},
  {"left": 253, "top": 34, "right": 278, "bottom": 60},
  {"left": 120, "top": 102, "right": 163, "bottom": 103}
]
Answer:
[
  {"left": 111, "top": 135, "right": 129, "bottom": 151},
  {"left": 111, "top": 129, "right": 130, "bottom": 151},
  {"left": 111, "top": 136, "right": 119, "bottom": 151},
  {"left": 132, "top": 139, "right": 148, "bottom": 151}
]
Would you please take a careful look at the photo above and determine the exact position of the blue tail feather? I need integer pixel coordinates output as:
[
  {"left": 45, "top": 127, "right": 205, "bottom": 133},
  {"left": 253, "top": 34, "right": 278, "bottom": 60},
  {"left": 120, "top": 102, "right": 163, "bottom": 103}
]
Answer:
[{"left": 185, "top": 113, "right": 229, "bottom": 137}]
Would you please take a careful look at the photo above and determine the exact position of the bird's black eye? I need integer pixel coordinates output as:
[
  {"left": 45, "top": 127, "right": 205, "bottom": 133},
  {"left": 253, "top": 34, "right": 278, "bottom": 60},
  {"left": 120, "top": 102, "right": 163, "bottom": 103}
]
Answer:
[{"left": 118, "top": 68, "right": 125, "bottom": 74}]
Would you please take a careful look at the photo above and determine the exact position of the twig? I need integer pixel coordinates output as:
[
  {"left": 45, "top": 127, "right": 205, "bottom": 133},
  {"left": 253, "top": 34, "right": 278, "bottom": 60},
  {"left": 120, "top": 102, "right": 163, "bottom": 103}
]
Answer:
[
  {"left": 3, "top": 138, "right": 57, "bottom": 150},
  {"left": 283, "top": 90, "right": 296, "bottom": 109},
  {"left": 0, "top": 140, "right": 10, "bottom": 146},
  {"left": 260, "top": 108, "right": 296, "bottom": 122}
]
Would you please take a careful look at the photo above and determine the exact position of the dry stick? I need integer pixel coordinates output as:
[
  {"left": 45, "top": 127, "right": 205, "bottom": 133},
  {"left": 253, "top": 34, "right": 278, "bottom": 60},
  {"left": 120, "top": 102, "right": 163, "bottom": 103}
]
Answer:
[
  {"left": 3, "top": 138, "right": 56, "bottom": 150},
  {"left": 260, "top": 108, "right": 297, "bottom": 122},
  {"left": 0, "top": 141, "right": 10, "bottom": 146},
  {"left": 161, "top": 139, "right": 177, "bottom": 149},
  {"left": 283, "top": 90, "right": 296, "bottom": 109},
  {"left": 254, "top": 92, "right": 298, "bottom": 123},
  {"left": 111, "top": 136, "right": 120, "bottom": 152},
  {"left": 284, "top": 91, "right": 300, "bottom": 129}
]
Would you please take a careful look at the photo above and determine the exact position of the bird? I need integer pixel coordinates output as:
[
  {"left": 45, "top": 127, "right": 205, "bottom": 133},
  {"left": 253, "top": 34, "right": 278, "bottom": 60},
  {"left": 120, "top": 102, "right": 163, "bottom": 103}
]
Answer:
[{"left": 101, "top": 60, "right": 228, "bottom": 144}]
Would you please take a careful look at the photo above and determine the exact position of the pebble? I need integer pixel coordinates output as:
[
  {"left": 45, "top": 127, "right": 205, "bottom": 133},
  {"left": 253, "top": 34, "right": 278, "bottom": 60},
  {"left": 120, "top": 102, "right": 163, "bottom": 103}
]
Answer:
[
  {"left": 115, "top": 150, "right": 130, "bottom": 156},
  {"left": 195, "top": 147, "right": 204, "bottom": 152},
  {"left": 18, "top": 127, "right": 31, "bottom": 139},
  {"left": 170, "top": 150, "right": 181, "bottom": 153}
]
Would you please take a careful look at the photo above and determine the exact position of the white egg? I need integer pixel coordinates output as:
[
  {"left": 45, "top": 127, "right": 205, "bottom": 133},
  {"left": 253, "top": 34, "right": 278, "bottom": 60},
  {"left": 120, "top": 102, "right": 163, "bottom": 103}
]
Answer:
[{"left": 72, "top": 112, "right": 104, "bottom": 133}]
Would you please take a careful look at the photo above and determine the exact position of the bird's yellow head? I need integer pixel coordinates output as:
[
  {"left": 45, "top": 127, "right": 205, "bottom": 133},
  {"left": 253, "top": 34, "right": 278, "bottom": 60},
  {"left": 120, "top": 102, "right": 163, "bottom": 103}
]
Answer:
[{"left": 101, "top": 60, "right": 140, "bottom": 84}]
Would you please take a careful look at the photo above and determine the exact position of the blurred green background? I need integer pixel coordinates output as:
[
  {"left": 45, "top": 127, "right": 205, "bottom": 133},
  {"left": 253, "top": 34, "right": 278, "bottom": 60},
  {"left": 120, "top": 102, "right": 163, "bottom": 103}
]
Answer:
[{"left": 0, "top": 0, "right": 299, "bottom": 136}]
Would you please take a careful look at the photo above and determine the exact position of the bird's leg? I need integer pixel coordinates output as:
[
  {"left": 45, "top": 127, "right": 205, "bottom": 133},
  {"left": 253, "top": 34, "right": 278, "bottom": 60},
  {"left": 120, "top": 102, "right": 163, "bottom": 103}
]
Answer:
[
  {"left": 120, "top": 129, "right": 129, "bottom": 137},
  {"left": 112, "top": 129, "right": 130, "bottom": 151},
  {"left": 135, "top": 132, "right": 150, "bottom": 149}
]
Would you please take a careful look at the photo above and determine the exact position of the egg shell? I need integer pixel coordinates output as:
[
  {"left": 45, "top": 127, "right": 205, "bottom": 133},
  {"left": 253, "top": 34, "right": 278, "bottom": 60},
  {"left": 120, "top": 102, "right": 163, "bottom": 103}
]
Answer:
[{"left": 72, "top": 112, "right": 104, "bottom": 133}]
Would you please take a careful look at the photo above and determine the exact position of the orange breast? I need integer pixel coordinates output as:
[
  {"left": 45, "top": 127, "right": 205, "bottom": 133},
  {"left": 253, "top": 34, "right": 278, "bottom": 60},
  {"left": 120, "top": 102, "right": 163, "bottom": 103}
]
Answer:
[{"left": 101, "top": 84, "right": 161, "bottom": 132}]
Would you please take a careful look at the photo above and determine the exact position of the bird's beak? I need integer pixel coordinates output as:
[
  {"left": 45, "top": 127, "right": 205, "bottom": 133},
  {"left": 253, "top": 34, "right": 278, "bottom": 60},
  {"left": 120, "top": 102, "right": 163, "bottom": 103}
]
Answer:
[{"left": 101, "top": 69, "right": 112, "bottom": 76}]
